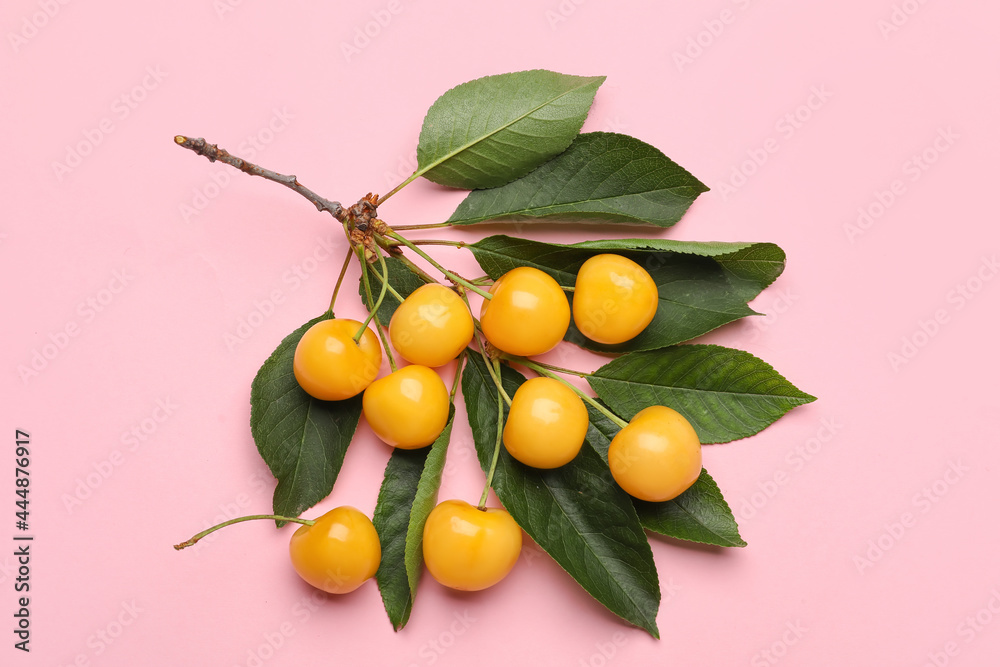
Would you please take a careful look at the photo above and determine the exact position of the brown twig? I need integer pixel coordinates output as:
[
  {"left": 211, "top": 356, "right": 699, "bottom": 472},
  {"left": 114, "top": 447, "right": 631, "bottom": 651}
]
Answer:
[{"left": 173, "top": 135, "right": 347, "bottom": 222}]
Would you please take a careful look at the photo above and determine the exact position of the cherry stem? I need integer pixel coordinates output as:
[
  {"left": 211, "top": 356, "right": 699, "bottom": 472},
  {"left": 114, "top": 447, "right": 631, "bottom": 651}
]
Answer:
[
  {"left": 173, "top": 514, "right": 313, "bottom": 551},
  {"left": 459, "top": 292, "right": 509, "bottom": 405},
  {"left": 378, "top": 171, "right": 419, "bottom": 205},
  {"left": 367, "top": 257, "right": 406, "bottom": 304},
  {"left": 360, "top": 251, "right": 397, "bottom": 372},
  {"left": 451, "top": 351, "right": 466, "bottom": 402},
  {"left": 391, "top": 252, "right": 438, "bottom": 285},
  {"left": 523, "top": 359, "right": 591, "bottom": 378},
  {"left": 478, "top": 338, "right": 512, "bottom": 406},
  {"left": 392, "top": 222, "right": 453, "bottom": 231},
  {"left": 478, "top": 359, "right": 506, "bottom": 511},
  {"left": 410, "top": 239, "right": 466, "bottom": 248},
  {"left": 385, "top": 232, "right": 493, "bottom": 300},
  {"left": 356, "top": 250, "right": 390, "bottom": 339},
  {"left": 328, "top": 246, "right": 355, "bottom": 314},
  {"left": 515, "top": 357, "right": 628, "bottom": 429}
]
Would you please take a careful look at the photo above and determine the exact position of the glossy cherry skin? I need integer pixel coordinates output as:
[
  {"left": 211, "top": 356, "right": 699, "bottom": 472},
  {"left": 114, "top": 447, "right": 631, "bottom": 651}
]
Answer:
[
  {"left": 293, "top": 319, "right": 382, "bottom": 401},
  {"left": 607, "top": 405, "right": 701, "bottom": 502},
  {"left": 503, "top": 377, "right": 588, "bottom": 469},
  {"left": 389, "top": 284, "right": 474, "bottom": 367},
  {"left": 288, "top": 506, "right": 381, "bottom": 594},
  {"left": 362, "top": 365, "right": 450, "bottom": 449},
  {"left": 573, "top": 254, "right": 658, "bottom": 345},
  {"left": 422, "top": 499, "right": 522, "bottom": 592},
  {"left": 480, "top": 267, "right": 570, "bottom": 357}
]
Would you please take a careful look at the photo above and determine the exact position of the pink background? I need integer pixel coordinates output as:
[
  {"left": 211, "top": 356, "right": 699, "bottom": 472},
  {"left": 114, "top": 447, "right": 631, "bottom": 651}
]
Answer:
[{"left": 3, "top": 1, "right": 998, "bottom": 665}]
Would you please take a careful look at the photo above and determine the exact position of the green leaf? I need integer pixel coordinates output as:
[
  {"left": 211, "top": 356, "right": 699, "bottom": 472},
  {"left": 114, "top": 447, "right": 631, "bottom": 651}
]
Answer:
[
  {"left": 250, "top": 314, "right": 364, "bottom": 525},
  {"left": 447, "top": 132, "right": 708, "bottom": 227},
  {"left": 462, "top": 354, "right": 660, "bottom": 637},
  {"left": 415, "top": 70, "right": 605, "bottom": 189},
  {"left": 373, "top": 407, "right": 454, "bottom": 631},
  {"left": 634, "top": 471, "right": 747, "bottom": 547},
  {"left": 584, "top": 401, "right": 745, "bottom": 547},
  {"left": 468, "top": 235, "right": 785, "bottom": 352},
  {"left": 588, "top": 344, "right": 816, "bottom": 444},
  {"left": 358, "top": 256, "right": 428, "bottom": 323}
]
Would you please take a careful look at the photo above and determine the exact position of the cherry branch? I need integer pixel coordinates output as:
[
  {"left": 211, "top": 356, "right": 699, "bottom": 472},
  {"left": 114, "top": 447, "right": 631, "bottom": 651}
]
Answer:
[{"left": 173, "top": 135, "right": 347, "bottom": 222}]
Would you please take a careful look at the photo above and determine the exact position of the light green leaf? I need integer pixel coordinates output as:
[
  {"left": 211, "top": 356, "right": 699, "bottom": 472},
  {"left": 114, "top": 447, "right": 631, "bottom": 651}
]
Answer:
[
  {"left": 373, "top": 408, "right": 455, "bottom": 631},
  {"left": 415, "top": 70, "right": 605, "bottom": 189}
]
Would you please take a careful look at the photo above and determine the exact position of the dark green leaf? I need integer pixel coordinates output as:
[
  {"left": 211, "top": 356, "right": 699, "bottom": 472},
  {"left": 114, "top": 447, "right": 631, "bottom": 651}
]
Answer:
[
  {"left": 415, "top": 70, "right": 605, "bottom": 189},
  {"left": 250, "top": 314, "right": 364, "bottom": 525},
  {"left": 462, "top": 354, "right": 660, "bottom": 637},
  {"left": 634, "top": 471, "right": 746, "bottom": 547},
  {"left": 359, "top": 256, "right": 428, "bottom": 323},
  {"left": 584, "top": 401, "right": 745, "bottom": 547},
  {"left": 468, "top": 235, "right": 785, "bottom": 352},
  {"left": 589, "top": 344, "right": 816, "bottom": 444},
  {"left": 447, "top": 132, "right": 708, "bottom": 227},
  {"left": 373, "top": 407, "right": 455, "bottom": 631}
]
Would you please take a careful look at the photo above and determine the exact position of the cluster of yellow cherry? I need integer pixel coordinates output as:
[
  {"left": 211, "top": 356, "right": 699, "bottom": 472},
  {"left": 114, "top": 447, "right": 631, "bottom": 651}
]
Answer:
[{"left": 285, "top": 253, "right": 702, "bottom": 596}]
